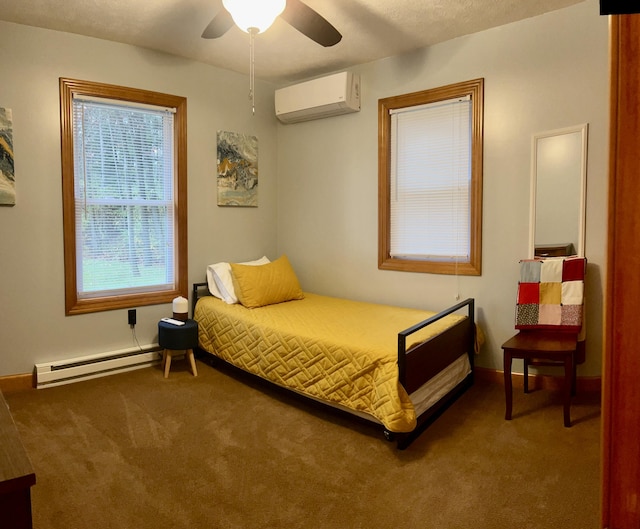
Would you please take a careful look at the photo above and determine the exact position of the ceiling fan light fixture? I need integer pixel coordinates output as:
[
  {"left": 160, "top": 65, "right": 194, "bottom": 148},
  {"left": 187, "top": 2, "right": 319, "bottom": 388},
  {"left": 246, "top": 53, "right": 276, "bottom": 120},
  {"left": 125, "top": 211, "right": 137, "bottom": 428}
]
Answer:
[{"left": 222, "top": 0, "right": 286, "bottom": 33}]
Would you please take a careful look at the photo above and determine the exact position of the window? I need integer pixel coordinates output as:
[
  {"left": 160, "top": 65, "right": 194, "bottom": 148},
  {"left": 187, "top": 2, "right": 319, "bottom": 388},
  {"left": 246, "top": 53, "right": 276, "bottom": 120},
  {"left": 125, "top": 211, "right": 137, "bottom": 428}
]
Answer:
[
  {"left": 60, "top": 78, "right": 187, "bottom": 315},
  {"left": 378, "top": 78, "right": 483, "bottom": 275}
]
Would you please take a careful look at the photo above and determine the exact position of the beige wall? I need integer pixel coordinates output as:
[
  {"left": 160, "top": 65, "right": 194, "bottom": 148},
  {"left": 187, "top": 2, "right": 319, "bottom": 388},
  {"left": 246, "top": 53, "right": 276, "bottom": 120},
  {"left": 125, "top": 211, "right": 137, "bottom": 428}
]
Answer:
[
  {"left": 276, "top": 0, "right": 609, "bottom": 376},
  {"left": 0, "top": 21, "right": 279, "bottom": 375},
  {"left": 0, "top": 0, "right": 608, "bottom": 378}
]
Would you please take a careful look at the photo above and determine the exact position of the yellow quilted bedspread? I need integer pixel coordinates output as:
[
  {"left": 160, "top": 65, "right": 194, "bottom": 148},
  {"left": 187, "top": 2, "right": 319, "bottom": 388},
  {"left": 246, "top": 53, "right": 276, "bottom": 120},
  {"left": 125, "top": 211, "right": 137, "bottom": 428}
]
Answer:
[{"left": 195, "top": 293, "right": 466, "bottom": 433}]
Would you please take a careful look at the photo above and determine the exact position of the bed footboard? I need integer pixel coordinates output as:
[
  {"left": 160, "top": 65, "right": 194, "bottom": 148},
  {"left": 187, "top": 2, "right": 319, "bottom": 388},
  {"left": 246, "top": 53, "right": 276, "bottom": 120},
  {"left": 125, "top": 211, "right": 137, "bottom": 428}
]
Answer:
[
  {"left": 398, "top": 298, "right": 475, "bottom": 392},
  {"left": 393, "top": 298, "right": 475, "bottom": 449}
]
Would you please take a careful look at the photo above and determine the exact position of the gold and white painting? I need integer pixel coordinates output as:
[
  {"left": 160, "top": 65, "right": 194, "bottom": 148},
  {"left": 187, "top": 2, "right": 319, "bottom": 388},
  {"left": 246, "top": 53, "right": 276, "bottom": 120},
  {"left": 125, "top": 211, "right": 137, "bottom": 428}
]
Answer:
[
  {"left": 0, "top": 108, "right": 15, "bottom": 206},
  {"left": 217, "top": 130, "right": 258, "bottom": 207}
]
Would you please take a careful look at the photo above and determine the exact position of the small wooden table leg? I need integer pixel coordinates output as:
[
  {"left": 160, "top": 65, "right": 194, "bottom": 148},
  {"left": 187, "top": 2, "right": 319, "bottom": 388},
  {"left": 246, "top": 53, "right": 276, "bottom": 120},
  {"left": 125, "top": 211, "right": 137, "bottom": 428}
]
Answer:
[
  {"left": 504, "top": 351, "right": 513, "bottom": 420},
  {"left": 186, "top": 348, "right": 198, "bottom": 377},
  {"left": 163, "top": 350, "right": 172, "bottom": 379}
]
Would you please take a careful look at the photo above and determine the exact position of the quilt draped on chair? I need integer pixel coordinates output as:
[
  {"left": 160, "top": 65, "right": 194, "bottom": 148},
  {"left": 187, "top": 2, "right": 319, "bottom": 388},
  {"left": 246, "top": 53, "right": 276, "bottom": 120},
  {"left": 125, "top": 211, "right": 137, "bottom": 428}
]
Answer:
[{"left": 515, "top": 256, "right": 586, "bottom": 332}]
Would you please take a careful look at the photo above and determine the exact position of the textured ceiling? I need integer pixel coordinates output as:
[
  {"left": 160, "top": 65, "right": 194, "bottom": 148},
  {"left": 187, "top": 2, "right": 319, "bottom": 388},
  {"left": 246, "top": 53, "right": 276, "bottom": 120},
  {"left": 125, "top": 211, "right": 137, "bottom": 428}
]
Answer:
[{"left": 0, "top": 0, "right": 586, "bottom": 84}]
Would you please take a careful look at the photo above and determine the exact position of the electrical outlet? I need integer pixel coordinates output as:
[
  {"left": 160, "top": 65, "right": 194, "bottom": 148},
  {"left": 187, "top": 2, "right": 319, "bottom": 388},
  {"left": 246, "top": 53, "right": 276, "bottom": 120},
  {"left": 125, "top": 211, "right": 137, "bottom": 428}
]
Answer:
[{"left": 128, "top": 309, "right": 136, "bottom": 326}]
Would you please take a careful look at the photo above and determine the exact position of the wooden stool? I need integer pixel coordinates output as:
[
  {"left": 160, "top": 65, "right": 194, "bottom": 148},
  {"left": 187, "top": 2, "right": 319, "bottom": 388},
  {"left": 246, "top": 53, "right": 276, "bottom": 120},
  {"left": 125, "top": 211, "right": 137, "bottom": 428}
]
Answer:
[
  {"left": 502, "top": 331, "right": 578, "bottom": 427},
  {"left": 158, "top": 319, "right": 199, "bottom": 378}
]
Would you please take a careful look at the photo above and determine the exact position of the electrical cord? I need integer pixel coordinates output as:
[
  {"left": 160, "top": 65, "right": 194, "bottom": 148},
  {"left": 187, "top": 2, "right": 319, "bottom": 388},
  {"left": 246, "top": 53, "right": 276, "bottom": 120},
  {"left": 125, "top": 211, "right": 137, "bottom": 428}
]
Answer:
[{"left": 130, "top": 325, "right": 143, "bottom": 351}]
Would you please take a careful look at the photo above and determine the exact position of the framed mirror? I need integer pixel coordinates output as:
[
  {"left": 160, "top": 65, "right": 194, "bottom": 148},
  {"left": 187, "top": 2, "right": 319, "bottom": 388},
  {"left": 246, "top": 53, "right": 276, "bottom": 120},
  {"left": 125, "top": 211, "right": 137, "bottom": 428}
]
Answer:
[{"left": 529, "top": 123, "right": 588, "bottom": 258}]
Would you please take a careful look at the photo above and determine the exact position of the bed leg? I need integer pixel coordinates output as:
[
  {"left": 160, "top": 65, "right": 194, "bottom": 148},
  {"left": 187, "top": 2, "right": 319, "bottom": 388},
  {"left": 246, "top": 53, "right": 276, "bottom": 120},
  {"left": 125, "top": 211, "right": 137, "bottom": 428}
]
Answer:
[{"left": 383, "top": 430, "right": 396, "bottom": 442}]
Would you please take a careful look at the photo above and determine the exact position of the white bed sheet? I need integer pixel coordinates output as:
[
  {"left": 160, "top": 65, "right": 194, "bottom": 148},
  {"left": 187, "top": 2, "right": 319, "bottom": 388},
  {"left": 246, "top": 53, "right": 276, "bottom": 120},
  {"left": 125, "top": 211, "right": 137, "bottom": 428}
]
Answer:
[{"left": 411, "top": 353, "right": 471, "bottom": 417}]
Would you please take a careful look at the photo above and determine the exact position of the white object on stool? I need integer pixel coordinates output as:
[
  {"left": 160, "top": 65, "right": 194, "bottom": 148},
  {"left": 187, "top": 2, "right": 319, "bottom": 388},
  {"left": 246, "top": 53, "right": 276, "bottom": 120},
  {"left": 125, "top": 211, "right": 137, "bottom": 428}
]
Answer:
[
  {"left": 172, "top": 296, "right": 188, "bottom": 321},
  {"left": 161, "top": 317, "right": 185, "bottom": 326}
]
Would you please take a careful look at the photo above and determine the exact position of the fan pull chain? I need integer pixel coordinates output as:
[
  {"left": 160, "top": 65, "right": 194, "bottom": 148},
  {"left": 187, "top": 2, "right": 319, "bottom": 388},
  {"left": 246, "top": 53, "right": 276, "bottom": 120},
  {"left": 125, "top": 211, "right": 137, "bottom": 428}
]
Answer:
[{"left": 249, "top": 27, "right": 257, "bottom": 115}]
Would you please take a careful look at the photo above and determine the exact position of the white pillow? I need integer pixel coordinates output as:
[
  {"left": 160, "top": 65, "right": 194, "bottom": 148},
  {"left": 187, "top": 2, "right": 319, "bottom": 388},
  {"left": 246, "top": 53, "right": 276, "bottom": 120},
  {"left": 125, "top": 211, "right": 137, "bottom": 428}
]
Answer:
[{"left": 206, "top": 256, "right": 270, "bottom": 304}]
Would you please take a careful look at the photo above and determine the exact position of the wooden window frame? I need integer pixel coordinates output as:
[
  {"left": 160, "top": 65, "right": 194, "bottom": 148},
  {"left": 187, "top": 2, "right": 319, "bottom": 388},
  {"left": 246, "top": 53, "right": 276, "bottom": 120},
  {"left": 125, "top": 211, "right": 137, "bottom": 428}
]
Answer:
[
  {"left": 60, "top": 78, "right": 188, "bottom": 315},
  {"left": 378, "top": 78, "right": 484, "bottom": 275}
]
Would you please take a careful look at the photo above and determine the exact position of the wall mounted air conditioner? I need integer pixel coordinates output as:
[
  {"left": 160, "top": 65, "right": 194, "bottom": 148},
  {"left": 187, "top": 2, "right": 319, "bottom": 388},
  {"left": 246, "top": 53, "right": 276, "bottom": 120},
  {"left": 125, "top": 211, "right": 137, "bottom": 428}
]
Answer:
[{"left": 275, "top": 71, "right": 360, "bottom": 124}]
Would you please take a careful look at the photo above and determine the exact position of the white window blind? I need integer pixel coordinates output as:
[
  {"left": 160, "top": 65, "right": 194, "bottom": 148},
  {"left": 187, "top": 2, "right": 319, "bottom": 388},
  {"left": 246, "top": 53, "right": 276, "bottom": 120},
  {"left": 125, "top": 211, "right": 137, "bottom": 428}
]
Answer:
[
  {"left": 72, "top": 95, "right": 176, "bottom": 297},
  {"left": 389, "top": 96, "right": 472, "bottom": 261}
]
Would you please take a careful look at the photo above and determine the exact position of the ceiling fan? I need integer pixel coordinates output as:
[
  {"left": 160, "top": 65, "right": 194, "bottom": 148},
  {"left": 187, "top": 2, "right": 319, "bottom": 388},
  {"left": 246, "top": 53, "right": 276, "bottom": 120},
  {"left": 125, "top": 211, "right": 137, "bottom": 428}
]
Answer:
[{"left": 201, "top": 0, "right": 342, "bottom": 47}]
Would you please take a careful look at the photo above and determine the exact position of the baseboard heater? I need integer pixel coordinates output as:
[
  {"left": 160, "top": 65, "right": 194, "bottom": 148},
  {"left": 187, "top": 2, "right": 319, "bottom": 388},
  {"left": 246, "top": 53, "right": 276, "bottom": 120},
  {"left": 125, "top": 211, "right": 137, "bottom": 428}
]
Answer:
[{"left": 35, "top": 344, "right": 162, "bottom": 388}]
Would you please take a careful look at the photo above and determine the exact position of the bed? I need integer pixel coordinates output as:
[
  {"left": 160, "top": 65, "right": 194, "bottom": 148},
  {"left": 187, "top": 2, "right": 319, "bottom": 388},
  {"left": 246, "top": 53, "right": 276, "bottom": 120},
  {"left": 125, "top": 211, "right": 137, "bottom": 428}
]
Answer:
[{"left": 192, "top": 255, "right": 478, "bottom": 449}]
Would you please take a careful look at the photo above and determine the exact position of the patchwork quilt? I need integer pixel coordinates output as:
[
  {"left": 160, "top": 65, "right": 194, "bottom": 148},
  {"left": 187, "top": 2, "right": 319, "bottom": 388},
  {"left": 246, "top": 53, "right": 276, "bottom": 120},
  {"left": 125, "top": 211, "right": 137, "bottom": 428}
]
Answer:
[
  {"left": 516, "top": 257, "right": 586, "bottom": 332},
  {"left": 195, "top": 293, "right": 468, "bottom": 433}
]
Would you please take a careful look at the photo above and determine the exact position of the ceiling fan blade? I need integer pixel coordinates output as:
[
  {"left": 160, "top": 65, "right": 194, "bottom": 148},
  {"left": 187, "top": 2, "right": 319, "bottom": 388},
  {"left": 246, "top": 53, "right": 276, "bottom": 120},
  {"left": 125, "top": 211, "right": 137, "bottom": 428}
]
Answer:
[
  {"left": 201, "top": 9, "right": 234, "bottom": 39},
  {"left": 280, "top": 0, "right": 342, "bottom": 47}
]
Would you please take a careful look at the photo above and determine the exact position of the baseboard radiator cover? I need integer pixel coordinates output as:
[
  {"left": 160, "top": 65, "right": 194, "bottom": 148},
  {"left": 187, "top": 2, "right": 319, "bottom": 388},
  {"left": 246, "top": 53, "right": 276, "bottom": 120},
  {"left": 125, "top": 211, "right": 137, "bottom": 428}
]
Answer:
[{"left": 35, "top": 344, "right": 162, "bottom": 389}]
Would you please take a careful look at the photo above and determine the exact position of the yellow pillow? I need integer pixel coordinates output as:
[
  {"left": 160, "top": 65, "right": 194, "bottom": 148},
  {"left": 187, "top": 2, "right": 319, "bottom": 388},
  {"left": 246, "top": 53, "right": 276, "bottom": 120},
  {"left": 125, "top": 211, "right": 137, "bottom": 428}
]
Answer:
[{"left": 230, "top": 255, "right": 304, "bottom": 308}]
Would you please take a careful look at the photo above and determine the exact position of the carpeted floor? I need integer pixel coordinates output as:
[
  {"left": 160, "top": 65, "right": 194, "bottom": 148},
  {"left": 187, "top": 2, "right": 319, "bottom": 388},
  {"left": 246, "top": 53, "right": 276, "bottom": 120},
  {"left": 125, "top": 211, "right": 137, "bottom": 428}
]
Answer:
[{"left": 5, "top": 358, "right": 601, "bottom": 529}]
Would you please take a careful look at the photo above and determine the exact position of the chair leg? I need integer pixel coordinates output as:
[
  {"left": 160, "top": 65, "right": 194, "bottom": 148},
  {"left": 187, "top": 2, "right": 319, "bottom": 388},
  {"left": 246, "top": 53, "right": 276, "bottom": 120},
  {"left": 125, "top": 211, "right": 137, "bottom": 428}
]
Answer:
[
  {"left": 504, "top": 351, "right": 513, "bottom": 420},
  {"left": 563, "top": 353, "right": 573, "bottom": 427},
  {"left": 524, "top": 358, "right": 530, "bottom": 393}
]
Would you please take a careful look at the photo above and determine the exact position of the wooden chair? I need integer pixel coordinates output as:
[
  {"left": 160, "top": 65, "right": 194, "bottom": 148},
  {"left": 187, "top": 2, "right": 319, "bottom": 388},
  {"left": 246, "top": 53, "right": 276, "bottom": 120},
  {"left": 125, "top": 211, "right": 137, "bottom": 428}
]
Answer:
[
  {"left": 503, "top": 331, "right": 578, "bottom": 427},
  {"left": 502, "top": 257, "right": 586, "bottom": 427}
]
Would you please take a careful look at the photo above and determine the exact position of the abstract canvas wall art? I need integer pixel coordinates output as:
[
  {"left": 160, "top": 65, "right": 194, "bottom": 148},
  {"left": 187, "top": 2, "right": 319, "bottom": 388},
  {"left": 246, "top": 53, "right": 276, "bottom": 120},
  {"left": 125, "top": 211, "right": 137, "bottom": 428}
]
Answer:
[
  {"left": 217, "top": 130, "right": 258, "bottom": 207},
  {"left": 0, "top": 108, "right": 15, "bottom": 206}
]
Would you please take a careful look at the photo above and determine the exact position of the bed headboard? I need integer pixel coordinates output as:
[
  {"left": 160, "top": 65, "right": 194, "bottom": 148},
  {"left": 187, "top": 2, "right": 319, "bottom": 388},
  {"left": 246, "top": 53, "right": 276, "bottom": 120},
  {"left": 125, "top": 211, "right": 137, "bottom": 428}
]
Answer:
[{"left": 192, "top": 282, "right": 209, "bottom": 317}]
